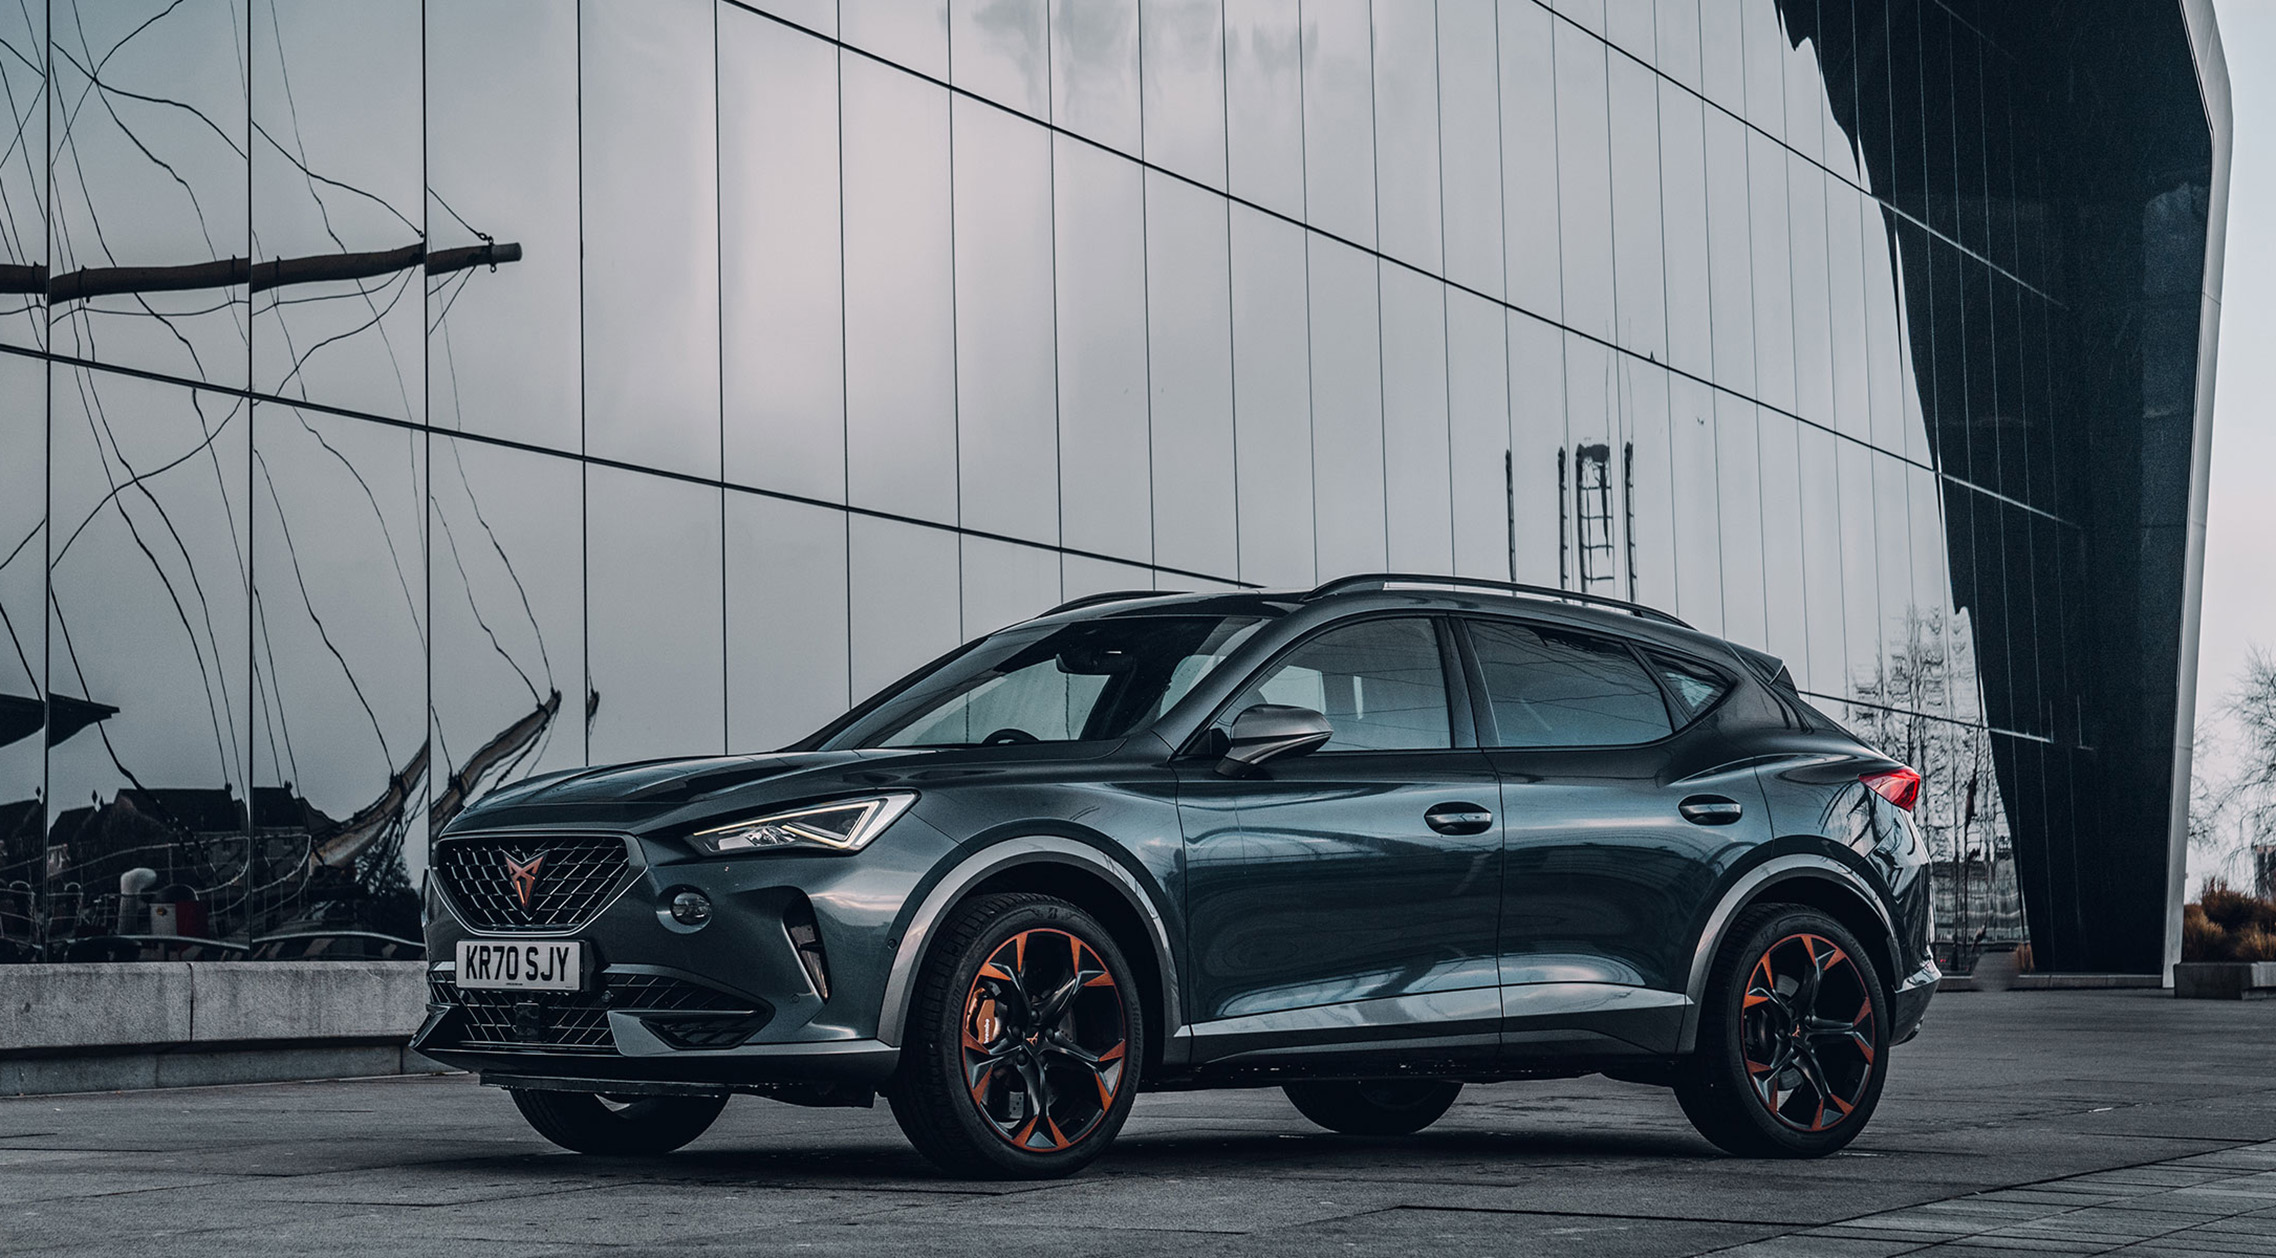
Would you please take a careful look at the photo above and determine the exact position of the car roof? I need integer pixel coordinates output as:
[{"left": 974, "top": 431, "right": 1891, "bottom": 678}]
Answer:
[{"left": 1032, "top": 576, "right": 1766, "bottom": 672}]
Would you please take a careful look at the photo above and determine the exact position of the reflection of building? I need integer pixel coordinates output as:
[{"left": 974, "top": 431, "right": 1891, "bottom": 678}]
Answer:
[{"left": 0, "top": 1, "right": 2230, "bottom": 977}]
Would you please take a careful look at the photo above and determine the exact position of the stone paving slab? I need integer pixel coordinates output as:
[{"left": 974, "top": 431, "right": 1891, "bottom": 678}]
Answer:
[{"left": 5, "top": 989, "right": 2276, "bottom": 1255}]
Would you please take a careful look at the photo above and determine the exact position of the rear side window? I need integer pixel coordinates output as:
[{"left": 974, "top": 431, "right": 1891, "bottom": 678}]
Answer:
[
  {"left": 1467, "top": 620, "right": 1673, "bottom": 748},
  {"left": 1221, "top": 618, "right": 1451, "bottom": 752},
  {"left": 1646, "top": 651, "right": 1731, "bottom": 724}
]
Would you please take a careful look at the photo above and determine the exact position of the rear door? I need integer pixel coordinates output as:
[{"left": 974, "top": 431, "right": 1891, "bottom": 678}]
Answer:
[
  {"left": 1178, "top": 616, "right": 1503, "bottom": 1065},
  {"left": 1456, "top": 618, "right": 1772, "bottom": 1055}
]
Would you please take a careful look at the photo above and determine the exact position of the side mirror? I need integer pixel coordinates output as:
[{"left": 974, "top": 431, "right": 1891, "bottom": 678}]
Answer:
[{"left": 1216, "top": 704, "right": 1333, "bottom": 778}]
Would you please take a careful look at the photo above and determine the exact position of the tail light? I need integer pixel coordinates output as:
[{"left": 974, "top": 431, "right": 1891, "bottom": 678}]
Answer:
[{"left": 1862, "top": 767, "right": 1922, "bottom": 812}]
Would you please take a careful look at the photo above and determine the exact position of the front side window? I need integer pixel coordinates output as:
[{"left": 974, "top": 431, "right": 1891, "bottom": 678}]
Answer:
[
  {"left": 1220, "top": 618, "right": 1451, "bottom": 752},
  {"left": 823, "top": 616, "right": 1265, "bottom": 750},
  {"left": 1468, "top": 620, "right": 1673, "bottom": 748}
]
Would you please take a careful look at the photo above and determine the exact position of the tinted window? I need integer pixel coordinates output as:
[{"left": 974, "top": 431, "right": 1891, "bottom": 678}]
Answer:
[
  {"left": 1222, "top": 618, "right": 1451, "bottom": 752},
  {"left": 1469, "top": 621, "right": 1673, "bottom": 748},
  {"left": 1646, "top": 651, "right": 1732, "bottom": 724},
  {"left": 823, "top": 616, "right": 1265, "bottom": 749}
]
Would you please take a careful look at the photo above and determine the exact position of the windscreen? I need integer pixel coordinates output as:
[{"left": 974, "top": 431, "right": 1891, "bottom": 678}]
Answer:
[{"left": 820, "top": 616, "right": 1266, "bottom": 750}]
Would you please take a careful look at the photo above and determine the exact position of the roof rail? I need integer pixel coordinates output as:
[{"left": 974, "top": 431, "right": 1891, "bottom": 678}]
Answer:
[
  {"left": 1040, "top": 589, "right": 1167, "bottom": 617},
  {"left": 1302, "top": 573, "right": 1693, "bottom": 629}
]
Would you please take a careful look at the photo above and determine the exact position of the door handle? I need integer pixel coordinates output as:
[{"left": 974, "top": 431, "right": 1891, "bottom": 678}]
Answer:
[
  {"left": 1679, "top": 795, "right": 1744, "bottom": 826},
  {"left": 1424, "top": 802, "right": 1495, "bottom": 836}
]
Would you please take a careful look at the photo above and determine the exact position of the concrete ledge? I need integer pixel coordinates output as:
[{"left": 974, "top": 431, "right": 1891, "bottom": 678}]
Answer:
[
  {"left": 0, "top": 962, "right": 427, "bottom": 1053},
  {"left": 2173, "top": 961, "right": 2276, "bottom": 1000},
  {"left": 0, "top": 1044, "right": 450, "bottom": 1097}
]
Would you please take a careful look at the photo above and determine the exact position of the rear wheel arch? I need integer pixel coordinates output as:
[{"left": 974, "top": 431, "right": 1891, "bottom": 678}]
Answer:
[
  {"left": 1679, "top": 855, "right": 1900, "bottom": 1054},
  {"left": 878, "top": 837, "right": 1180, "bottom": 1072}
]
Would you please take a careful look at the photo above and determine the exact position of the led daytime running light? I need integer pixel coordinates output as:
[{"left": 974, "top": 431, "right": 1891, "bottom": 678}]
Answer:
[{"left": 692, "top": 793, "right": 916, "bottom": 855}]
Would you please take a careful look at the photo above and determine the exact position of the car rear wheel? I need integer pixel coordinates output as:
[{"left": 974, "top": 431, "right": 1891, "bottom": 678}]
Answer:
[
  {"left": 1676, "top": 904, "right": 1890, "bottom": 1158},
  {"left": 1284, "top": 1079, "right": 1462, "bottom": 1136},
  {"left": 507, "top": 1089, "right": 728, "bottom": 1155},
  {"left": 889, "top": 893, "right": 1144, "bottom": 1180}
]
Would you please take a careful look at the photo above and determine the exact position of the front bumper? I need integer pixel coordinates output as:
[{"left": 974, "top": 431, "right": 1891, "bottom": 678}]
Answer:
[{"left": 414, "top": 816, "right": 957, "bottom": 1087}]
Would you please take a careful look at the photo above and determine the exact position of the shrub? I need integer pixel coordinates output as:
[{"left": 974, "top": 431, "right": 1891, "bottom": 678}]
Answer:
[{"left": 2183, "top": 884, "right": 2276, "bottom": 961}]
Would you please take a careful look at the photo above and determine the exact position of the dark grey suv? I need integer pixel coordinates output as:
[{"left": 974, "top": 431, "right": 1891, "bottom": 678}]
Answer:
[{"left": 415, "top": 574, "right": 1937, "bottom": 1178}]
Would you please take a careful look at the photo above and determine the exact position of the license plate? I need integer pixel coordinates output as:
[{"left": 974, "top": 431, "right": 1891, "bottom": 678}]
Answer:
[{"left": 456, "top": 939, "right": 584, "bottom": 992}]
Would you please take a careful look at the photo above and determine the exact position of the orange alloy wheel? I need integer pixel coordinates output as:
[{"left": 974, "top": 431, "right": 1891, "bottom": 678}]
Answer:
[
  {"left": 1740, "top": 932, "right": 1878, "bottom": 1133},
  {"left": 959, "top": 928, "right": 1128, "bottom": 1152}
]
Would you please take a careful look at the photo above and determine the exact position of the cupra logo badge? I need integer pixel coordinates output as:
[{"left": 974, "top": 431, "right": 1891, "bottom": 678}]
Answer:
[{"left": 504, "top": 852, "right": 547, "bottom": 911}]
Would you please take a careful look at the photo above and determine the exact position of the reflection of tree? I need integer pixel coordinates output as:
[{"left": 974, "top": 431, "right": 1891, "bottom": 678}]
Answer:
[
  {"left": 2190, "top": 650, "right": 2276, "bottom": 895},
  {"left": 1840, "top": 608, "right": 2024, "bottom": 971}
]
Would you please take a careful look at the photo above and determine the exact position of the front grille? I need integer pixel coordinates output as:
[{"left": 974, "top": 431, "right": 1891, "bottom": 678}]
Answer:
[
  {"left": 432, "top": 971, "right": 753, "bottom": 1055},
  {"left": 434, "top": 834, "right": 633, "bottom": 931}
]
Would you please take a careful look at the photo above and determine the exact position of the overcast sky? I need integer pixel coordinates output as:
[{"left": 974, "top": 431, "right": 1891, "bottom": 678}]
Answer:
[{"left": 2192, "top": 0, "right": 2271, "bottom": 887}]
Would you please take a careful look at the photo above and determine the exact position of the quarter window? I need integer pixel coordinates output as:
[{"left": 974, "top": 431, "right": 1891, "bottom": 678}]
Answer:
[
  {"left": 1646, "top": 651, "right": 1731, "bottom": 724},
  {"left": 1468, "top": 620, "right": 1673, "bottom": 748},
  {"left": 1222, "top": 618, "right": 1452, "bottom": 752}
]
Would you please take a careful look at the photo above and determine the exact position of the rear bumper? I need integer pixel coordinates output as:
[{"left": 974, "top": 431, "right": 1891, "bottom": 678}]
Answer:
[{"left": 1891, "top": 957, "right": 1941, "bottom": 1045}]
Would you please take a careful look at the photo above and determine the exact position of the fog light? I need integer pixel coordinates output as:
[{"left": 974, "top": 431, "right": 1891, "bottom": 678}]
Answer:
[{"left": 669, "top": 890, "right": 712, "bottom": 926}]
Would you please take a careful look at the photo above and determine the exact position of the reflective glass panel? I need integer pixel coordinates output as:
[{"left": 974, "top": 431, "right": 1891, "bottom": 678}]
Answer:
[
  {"left": 1837, "top": 437, "right": 1880, "bottom": 702},
  {"left": 1553, "top": 21, "right": 1614, "bottom": 341},
  {"left": 1145, "top": 171, "right": 1235, "bottom": 578},
  {"left": 427, "top": 0, "right": 581, "bottom": 455},
  {"left": 0, "top": 0, "right": 43, "bottom": 351},
  {"left": 1713, "top": 397, "right": 1766, "bottom": 648},
  {"left": 48, "top": 370, "right": 250, "bottom": 956},
  {"left": 1053, "top": 137, "right": 1152, "bottom": 563},
  {"left": 951, "top": 0, "right": 1048, "bottom": 117},
  {"left": 429, "top": 436, "right": 584, "bottom": 830},
  {"left": 252, "top": 0, "right": 423, "bottom": 422},
  {"left": 1826, "top": 176, "right": 1872, "bottom": 443},
  {"left": 1658, "top": 81, "right": 1711, "bottom": 380},
  {"left": 848, "top": 517, "right": 961, "bottom": 701},
  {"left": 1372, "top": 0, "right": 1442, "bottom": 272},
  {"left": 1506, "top": 313, "right": 1564, "bottom": 589},
  {"left": 1381, "top": 267, "right": 1453, "bottom": 574},
  {"left": 842, "top": 0, "right": 949, "bottom": 79},
  {"left": 1666, "top": 376, "right": 1721, "bottom": 635},
  {"left": 1608, "top": 53, "right": 1665, "bottom": 362},
  {"left": 1621, "top": 359, "right": 1678, "bottom": 611},
  {"left": 1229, "top": 204, "right": 1315, "bottom": 587},
  {"left": 1797, "top": 422, "right": 1847, "bottom": 697},
  {"left": 1308, "top": 236, "right": 1386, "bottom": 577},
  {"left": 1223, "top": 0, "right": 1303, "bottom": 220},
  {"left": 726, "top": 491, "right": 850, "bottom": 752},
  {"left": 842, "top": 57, "right": 957, "bottom": 524},
  {"left": 722, "top": 9, "right": 846, "bottom": 502},
  {"left": 0, "top": 355, "right": 42, "bottom": 958},
  {"left": 954, "top": 100, "right": 1058, "bottom": 545},
  {"left": 1447, "top": 289, "right": 1512, "bottom": 583},
  {"left": 1141, "top": 0, "right": 1227, "bottom": 190},
  {"left": 1302, "top": 0, "right": 1375, "bottom": 246},
  {"left": 48, "top": 0, "right": 248, "bottom": 389},
  {"left": 1702, "top": 109, "right": 1754, "bottom": 395},
  {"left": 1655, "top": 0, "right": 1702, "bottom": 90},
  {"left": 1498, "top": 0, "right": 1560, "bottom": 320},
  {"left": 1757, "top": 412, "right": 1807, "bottom": 675},
  {"left": 1787, "top": 155, "right": 1833, "bottom": 427},
  {"left": 1746, "top": 130, "right": 1796, "bottom": 414},
  {"left": 1436, "top": 0, "right": 1501, "bottom": 299},
  {"left": 959, "top": 535, "right": 1063, "bottom": 640},
  {"left": 580, "top": 0, "right": 719, "bottom": 478},
  {"left": 1053, "top": 0, "right": 1140, "bottom": 154},
  {"left": 585, "top": 466, "right": 723, "bottom": 765},
  {"left": 1697, "top": 0, "right": 1743, "bottom": 114},
  {"left": 251, "top": 404, "right": 426, "bottom": 940},
  {"left": 1740, "top": 0, "right": 1786, "bottom": 142}
]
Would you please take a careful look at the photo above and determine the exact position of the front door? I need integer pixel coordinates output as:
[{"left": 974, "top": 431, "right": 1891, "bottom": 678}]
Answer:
[{"left": 1179, "top": 617, "right": 1503, "bottom": 1065}]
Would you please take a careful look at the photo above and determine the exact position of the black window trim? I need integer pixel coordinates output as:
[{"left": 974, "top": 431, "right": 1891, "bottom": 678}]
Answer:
[
  {"left": 1451, "top": 614, "right": 1736, "bottom": 752},
  {"left": 1178, "top": 611, "right": 1475, "bottom": 759}
]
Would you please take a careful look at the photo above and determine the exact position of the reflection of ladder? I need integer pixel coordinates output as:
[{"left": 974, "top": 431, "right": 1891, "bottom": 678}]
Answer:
[{"left": 1573, "top": 443, "right": 1615, "bottom": 592}]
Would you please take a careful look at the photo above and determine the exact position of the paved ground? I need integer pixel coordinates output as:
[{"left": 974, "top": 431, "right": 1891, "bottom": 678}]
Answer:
[{"left": 8, "top": 990, "right": 2276, "bottom": 1256}]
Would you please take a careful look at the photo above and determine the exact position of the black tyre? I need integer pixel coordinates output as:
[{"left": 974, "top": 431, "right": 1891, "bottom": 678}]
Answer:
[
  {"left": 888, "top": 893, "right": 1144, "bottom": 1180},
  {"left": 1676, "top": 904, "right": 1891, "bottom": 1158},
  {"left": 508, "top": 1088, "right": 728, "bottom": 1155},
  {"left": 1284, "top": 1079, "right": 1462, "bottom": 1136}
]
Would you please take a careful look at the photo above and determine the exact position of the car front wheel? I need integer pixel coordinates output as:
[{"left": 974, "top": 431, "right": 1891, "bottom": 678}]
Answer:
[
  {"left": 1676, "top": 904, "right": 1891, "bottom": 1157},
  {"left": 889, "top": 893, "right": 1144, "bottom": 1180}
]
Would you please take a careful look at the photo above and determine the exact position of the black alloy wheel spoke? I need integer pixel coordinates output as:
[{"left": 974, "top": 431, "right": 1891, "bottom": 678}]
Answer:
[
  {"left": 1740, "top": 932, "right": 1877, "bottom": 1134},
  {"left": 959, "top": 928, "right": 1128, "bottom": 1154}
]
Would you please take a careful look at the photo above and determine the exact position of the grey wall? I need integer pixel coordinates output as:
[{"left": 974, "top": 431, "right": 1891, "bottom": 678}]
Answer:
[{"left": 0, "top": 0, "right": 2224, "bottom": 974}]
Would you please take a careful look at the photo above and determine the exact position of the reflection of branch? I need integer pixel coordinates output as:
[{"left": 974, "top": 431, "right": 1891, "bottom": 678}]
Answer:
[{"left": 10, "top": 241, "right": 524, "bottom": 301}]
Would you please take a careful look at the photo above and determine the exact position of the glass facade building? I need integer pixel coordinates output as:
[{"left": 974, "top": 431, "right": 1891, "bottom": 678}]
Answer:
[{"left": 0, "top": 1, "right": 2228, "bottom": 975}]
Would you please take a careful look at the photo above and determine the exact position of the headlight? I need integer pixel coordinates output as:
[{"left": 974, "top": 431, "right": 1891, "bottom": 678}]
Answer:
[{"left": 690, "top": 793, "right": 916, "bottom": 855}]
